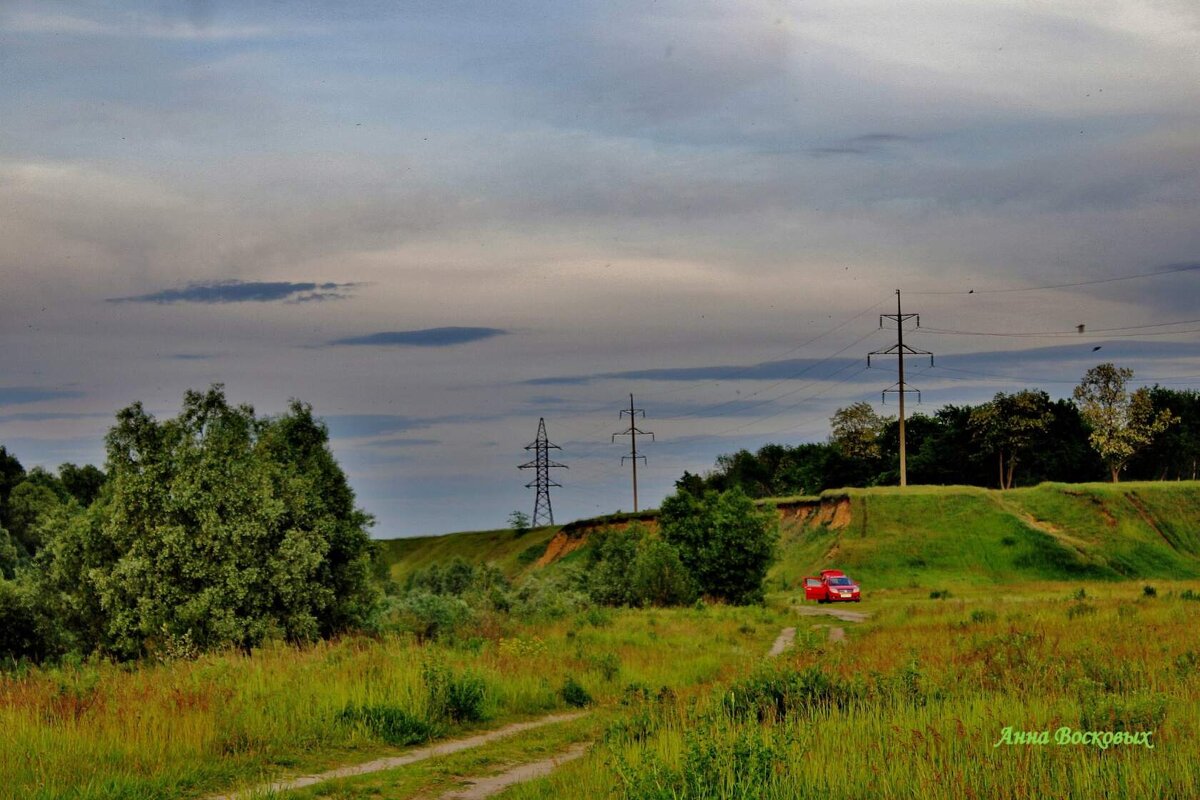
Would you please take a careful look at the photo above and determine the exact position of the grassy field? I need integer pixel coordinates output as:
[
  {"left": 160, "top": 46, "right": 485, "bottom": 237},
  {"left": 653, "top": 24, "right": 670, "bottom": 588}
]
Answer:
[
  {"left": 506, "top": 581, "right": 1200, "bottom": 800},
  {"left": 0, "top": 605, "right": 780, "bottom": 800},
  {"left": 8, "top": 482, "right": 1200, "bottom": 799}
]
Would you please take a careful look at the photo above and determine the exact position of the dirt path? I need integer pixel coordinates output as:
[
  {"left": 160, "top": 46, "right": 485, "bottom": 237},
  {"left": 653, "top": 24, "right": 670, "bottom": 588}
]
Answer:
[
  {"left": 205, "top": 712, "right": 587, "bottom": 800},
  {"left": 435, "top": 742, "right": 591, "bottom": 799},
  {"left": 792, "top": 604, "right": 870, "bottom": 623},
  {"left": 768, "top": 626, "right": 797, "bottom": 657}
]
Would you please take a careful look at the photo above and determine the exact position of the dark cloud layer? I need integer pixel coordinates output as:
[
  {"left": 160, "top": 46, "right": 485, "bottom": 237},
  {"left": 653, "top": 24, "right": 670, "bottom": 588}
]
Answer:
[
  {"left": 327, "top": 328, "right": 508, "bottom": 347},
  {"left": 0, "top": 387, "right": 85, "bottom": 406},
  {"left": 108, "top": 280, "right": 358, "bottom": 304}
]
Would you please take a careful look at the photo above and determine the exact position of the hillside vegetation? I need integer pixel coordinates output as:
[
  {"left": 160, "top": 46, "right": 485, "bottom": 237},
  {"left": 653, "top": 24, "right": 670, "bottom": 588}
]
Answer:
[{"left": 380, "top": 482, "right": 1200, "bottom": 589}]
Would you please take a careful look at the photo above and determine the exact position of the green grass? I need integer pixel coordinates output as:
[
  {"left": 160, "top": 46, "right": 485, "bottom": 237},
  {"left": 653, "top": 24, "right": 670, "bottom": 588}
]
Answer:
[
  {"left": 0, "top": 607, "right": 782, "bottom": 799},
  {"left": 376, "top": 526, "right": 561, "bottom": 584},
  {"left": 379, "top": 483, "right": 1200, "bottom": 593},
  {"left": 771, "top": 482, "right": 1200, "bottom": 590},
  {"left": 505, "top": 581, "right": 1200, "bottom": 800}
]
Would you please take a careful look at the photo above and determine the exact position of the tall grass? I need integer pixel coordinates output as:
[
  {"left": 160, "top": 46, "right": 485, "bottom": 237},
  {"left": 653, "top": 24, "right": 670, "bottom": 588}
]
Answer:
[
  {"left": 506, "top": 583, "right": 1200, "bottom": 799},
  {"left": 0, "top": 606, "right": 781, "bottom": 799}
]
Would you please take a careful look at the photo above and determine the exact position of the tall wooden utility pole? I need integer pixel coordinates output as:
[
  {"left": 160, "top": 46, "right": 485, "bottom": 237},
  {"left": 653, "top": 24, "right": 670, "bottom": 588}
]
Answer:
[
  {"left": 868, "top": 290, "right": 933, "bottom": 487},
  {"left": 612, "top": 394, "right": 653, "bottom": 511}
]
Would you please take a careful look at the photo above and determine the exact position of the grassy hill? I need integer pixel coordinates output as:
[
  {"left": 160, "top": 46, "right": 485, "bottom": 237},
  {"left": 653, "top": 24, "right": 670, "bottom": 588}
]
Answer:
[
  {"left": 377, "top": 482, "right": 1200, "bottom": 588},
  {"left": 376, "top": 524, "right": 562, "bottom": 584}
]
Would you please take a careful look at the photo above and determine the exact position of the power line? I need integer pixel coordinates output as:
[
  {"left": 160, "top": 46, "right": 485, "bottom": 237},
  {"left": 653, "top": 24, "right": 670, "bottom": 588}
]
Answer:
[{"left": 906, "top": 262, "right": 1200, "bottom": 296}]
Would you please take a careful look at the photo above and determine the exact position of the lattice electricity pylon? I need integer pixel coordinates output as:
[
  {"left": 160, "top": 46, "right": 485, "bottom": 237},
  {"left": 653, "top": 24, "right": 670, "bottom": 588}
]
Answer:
[{"left": 519, "top": 417, "right": 567, "bottom": 527}]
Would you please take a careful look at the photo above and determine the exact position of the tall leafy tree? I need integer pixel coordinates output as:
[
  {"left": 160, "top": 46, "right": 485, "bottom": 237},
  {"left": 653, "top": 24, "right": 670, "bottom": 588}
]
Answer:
[
  {"left": 660, "top": 487, "right": 777, "bottom": 604},
  {"left": 41, "top": 385, "right": 377, "bottom": 659},
  {"left": 969, "top": 390, "right": 1055, "bottom": 489},
  {"left": 1073, "top": 364, "right": 1176, "bottom": 483}
]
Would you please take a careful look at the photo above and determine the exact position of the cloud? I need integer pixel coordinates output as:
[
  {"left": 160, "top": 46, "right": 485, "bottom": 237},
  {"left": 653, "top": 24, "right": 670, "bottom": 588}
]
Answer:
[
  {"left": 327, "top": 327, "right": 508, "bottom": 347},
  {"left": 523, "top": 356, "right": 862, "bottom": 386},
  {"left": 321, "top": 415, "right": 426, "bottom": 439},
  {"left": 0, "top": 411, "right": 108, "bottom": 423},
  {"left": 810, "top": 133, "right": 916, "bottom": 157},
  {"left": 108, "top": 280, "right": 359, "bottom": 305},
  {"left": 0, "top": 387, "right": 85, "bottom": 406}
]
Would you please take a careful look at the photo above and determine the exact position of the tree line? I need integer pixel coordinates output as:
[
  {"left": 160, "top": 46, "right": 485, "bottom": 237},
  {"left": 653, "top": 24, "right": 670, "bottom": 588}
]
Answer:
[{"left": 677, "top": 363, "right": 1199, "bottom": 498}]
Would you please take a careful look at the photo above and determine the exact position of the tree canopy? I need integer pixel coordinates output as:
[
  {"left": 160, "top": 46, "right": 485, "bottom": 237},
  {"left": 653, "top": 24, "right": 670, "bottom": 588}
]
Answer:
[
  {"left": 1073, "top": 364, "right": 1177, "bottom": 482},
  {"left": 30, "top": 385, "right": 378, "bottom": 660}
]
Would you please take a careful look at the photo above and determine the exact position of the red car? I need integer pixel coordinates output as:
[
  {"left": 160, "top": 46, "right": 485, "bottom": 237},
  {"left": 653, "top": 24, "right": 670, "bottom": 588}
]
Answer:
[{"left": 803, "top": 570, "right": 862, "bottom": 603}]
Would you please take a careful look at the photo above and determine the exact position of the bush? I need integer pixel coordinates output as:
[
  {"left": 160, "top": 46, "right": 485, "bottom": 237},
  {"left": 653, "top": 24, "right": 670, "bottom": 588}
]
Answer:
[
  {"left": 393, "top": 592, "right": 474, "bottom": 642},
  {"left": 1143, "top": 584, "right": 1157, "bottom": 598},
  {"left": 724, "top": 663, "right": 859, "bottom": 721},
  {"left": 423, "top": 659, "right": 489, "bottom": 723},
  {"left": 929, "top": 589, "right": 952, "bottom": 600},
  {"left": 336, "top": 704, "right": 434, "bottom": 745},
  {"left": 561, "top": 676, "right": 593, "bottom": 708},
  {"left": 660, "top": 487, "right": 777, "bottom": 605},
  {"left": 1181, "top": 589, "right": 1200, "bottom": 602}
]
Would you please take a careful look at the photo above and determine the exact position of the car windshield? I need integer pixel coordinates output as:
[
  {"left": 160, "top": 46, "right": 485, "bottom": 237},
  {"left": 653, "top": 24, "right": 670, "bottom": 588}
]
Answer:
[{"left": 828, "top": 577, "right": 853, "bottom": 586}]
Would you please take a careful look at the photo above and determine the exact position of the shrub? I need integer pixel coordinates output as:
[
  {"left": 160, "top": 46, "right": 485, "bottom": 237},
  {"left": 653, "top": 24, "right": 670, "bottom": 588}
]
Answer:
[
  {"left": 393, "top": 592, "right": 474, "bottom": 642},
  {"left": 1143, "top": 584, "right": 1157, "bottom": 598},
  {"left": 724, "top": 663, "right": 859, "bottom": 721},
  {"left": 336, "top": 704, "right": 434, "bottom": 746},
  {"left": 929, "top": 589, "right": 952, "bottom": 600},
  {"left": 590, "top": 651, "right": 621, "bottom": 682},
  {"left": 1066, "top": 602, "right": 1098, "bottom": 619},
  {"left": 1181, "top": 589, "right": 1200, "bottom": 601},
  {"left": 660, "top": 487, "right": 778, "bottom": 605},
  {"left": 423, "top": 659, "right": 489, "bottom": 723},
  {"left": 561, "top": 676, "right": 593, "bottom": 708}
]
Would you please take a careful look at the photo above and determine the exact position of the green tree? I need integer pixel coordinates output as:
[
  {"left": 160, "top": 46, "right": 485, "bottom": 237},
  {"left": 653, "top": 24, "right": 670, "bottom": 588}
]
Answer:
[
  {"left": 507, "top": 510, "right": 531, "bottom": 536},
  {"left": 830, "top": 402, "right": 890, "bottom": 462},
  {"left": 58, "top": 463, "right": 106, "bottom": 507},
  {"left": 1073, "top": 364, "right": 1177, "bottom": 483},
  {"left": 969, "top": 390, "right": 1055, "bottom": 489},
  {"left": 659, "top": 487, "right": 777, "bottom": 605},
  {"left": 631, "top": 538, "right": 697, "bottom": 607},
  {"left": 41, "top": 385, "right": 377, "bottom": 659},
  {"left": 4, "top": 477, "right": 64, "bottom": 559}
]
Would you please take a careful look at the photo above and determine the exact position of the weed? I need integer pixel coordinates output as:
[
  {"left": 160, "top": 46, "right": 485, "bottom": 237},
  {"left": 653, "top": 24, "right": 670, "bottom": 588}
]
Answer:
[
  {"left": 1066, "top": 602, "right": 1098, "bottom": 619},
  {"left": 335, "top": 704, "right": 434, "bottom": 746},
  {"left": 561, "top": 676, "right": 593, "bottom": 708},
  {"left": 969, "top": 609, "right": 997, "bottom": 624},
  {"left": 1180, "top": 589, "right": 1199, "bottom": 601},
  {"left": 590, "top": 651, "right": 621, "bottom": 682},
  {"left": 423, "top": 659, "right": 489, "bottom": 723}
]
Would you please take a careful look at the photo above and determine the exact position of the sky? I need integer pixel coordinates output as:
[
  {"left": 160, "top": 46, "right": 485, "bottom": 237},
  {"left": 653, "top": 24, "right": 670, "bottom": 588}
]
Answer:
[{"left": 1, "top": 0, "right": 1199, "bottom": 537}]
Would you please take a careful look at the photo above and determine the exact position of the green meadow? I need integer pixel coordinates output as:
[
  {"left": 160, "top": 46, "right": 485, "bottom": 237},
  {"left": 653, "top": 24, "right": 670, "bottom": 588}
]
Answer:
[{"left": 4, "top": 483, "right": 1199, "bottom": 799}]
